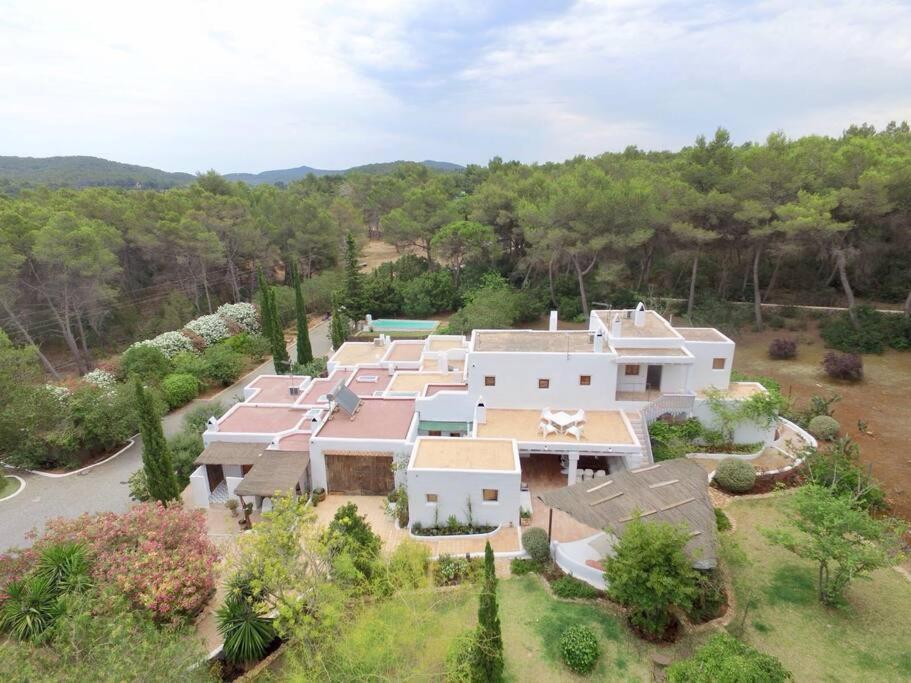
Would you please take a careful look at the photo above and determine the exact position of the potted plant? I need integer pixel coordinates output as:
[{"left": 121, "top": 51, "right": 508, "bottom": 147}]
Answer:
[
  {"left": 520, "top": 508, "right": 532, "bottom": 526},
  {"left": 225, "top": 499, "right": 239, "bottom": 517},
  {"left": 314, "top": 487, "right": 326, "bottom": 502}
]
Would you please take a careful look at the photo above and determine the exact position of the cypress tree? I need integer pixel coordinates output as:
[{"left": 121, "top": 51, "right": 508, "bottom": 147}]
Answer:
[
  {"left": 474, "top": 541, "right": 503, "bottom": 681},
  {"left": 330, "top": 299, "right": 348, "bottom": 350},
  {"left": 342, "top": 232, "right": 364, "bottom": 319},
  {"left": 257, "top": 269, "right": 274, "bottom": 342},
  {"left": 135, "top": 381, "right": 179, "bottom": 504},
  {"left": 259, "top": 270, "right": 290, "bottom": 373},
  {"left": 291, "top": 262, "right": 313, "bottom": 365}
]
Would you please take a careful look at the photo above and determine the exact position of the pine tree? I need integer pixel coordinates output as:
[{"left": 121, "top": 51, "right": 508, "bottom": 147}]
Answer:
[
  {"left": 135, "top": 381, "right": 179, "bottom": 504},
  {"left": 291, "top": 262, "right": 313, "bottom": 365},
  {"left": 474, "top": 541, "right": 503, "bottom": 681},
  {"left": 342, "top": 232, "right": 365, "bottom": 319}
]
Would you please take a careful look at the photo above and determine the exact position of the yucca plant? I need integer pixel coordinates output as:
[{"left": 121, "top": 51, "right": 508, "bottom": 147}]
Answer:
[
  {"left": 34, "top": 542, "right": 92, "bottom": 594},
  {"left": 0, "top": 575, "right": 62, "bottom": 642},
  {"left": 216, "top": 594, "right": 276, "bottom": 665}
]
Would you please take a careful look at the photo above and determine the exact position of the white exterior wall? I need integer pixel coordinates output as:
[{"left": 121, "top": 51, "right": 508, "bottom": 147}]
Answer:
[
  {"left": 466, "top": 352, "right": 618, "bottom": 410},
  {"left": 684, "top": 340, "right": 735, "bottom": 392},
  {"left": 414, "top": 390, "right": 476, "bottom": 422},
  {"left": 660, "top": 364, "right": 689, "bottom": 393},
  {"left": 692, "top": 398, "right": 777, "bottom": 446},
  {"left": 616, "top": 364, "right": 647, "bottom": 392},
  {"left": 190, "top": 466, "right": 209, "bottom": 507},
  {"left": 407, "top": 468, "right": 521, "bottom": 528}
]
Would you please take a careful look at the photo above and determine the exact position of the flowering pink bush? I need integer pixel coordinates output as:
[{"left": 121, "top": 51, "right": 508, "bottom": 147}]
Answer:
[{"left": 31, "top": 503, "right": 218, "bottom": 622}]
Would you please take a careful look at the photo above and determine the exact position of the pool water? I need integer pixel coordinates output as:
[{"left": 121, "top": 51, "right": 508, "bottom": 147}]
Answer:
[{"left": 371, "top": 318, "right": 439, "bottom": 331}]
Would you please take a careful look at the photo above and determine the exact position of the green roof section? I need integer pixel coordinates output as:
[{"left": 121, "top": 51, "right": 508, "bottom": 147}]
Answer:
[{"left": 418, "top": 420, "right": 471, "bottom": 432}]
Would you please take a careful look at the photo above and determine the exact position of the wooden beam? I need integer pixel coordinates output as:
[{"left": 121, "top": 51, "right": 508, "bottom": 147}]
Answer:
[
  {"left": 661, "top": 497, "right": 695, "bottom": 511},
  {"left": 631, "top": 464, "right": 661, "bottom": 473},
  {"left": 586, "top": 479, "right": 613, "bottom": 493},
  {"left": 619, "top": 508, "right": 658, "bottom": 523},
  {"left": 590, "top": 491, "right": 625, "bottom": 506},
  {"left": 648, "top": 479, "right": 679, "bottom": 489}
]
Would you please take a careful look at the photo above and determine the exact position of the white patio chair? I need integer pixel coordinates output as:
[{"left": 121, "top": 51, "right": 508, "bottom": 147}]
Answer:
[
  {"left": 584, "top": 468, "right": 594, "bottom": 481},
  {"left": 539, "top": 421, "right": 559, "bottom": 439},
  {"left": 566, "top": 424, "right": 584, "bottom": 441},
  {"left": 541, "top": 407, "right": 557, "bottom": 425},
  {"left": 569, "top": 409, "right": 586, "bottom": 425},
  {"left": 594, "top": 469, "right": 606, "bottom": 478}
]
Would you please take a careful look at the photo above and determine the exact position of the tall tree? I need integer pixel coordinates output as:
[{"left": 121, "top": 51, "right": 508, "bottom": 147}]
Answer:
[
  {"left": 291, "top": 262, "right": 313, "bottom": 365},
  {"left": 342, "top": 232, "right": 365, "bottom": 319},
  {"left": 135, "top": 381, "right": 179, "bottom": 504},
  {"left": 431, "top": 220, "right": 497, "bottom": 289},
  {"left": 330, "top": 300, "right": 348, "bottom": 350},
  {"left": 474, "top": 541, "right": 503, "bottom": 682}
]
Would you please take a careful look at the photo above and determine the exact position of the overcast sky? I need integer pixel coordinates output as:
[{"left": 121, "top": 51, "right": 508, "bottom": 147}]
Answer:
[{"left": 2, "top": 0, "right": 910, "bottom": 174}]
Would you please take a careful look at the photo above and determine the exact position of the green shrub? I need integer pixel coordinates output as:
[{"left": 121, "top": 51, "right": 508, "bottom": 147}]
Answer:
[
  {"left": 686, "top": 570, "right": 726, "bottom": 623},
  {"left": 551, "top": 575, "right": 599, "bottom": 599},
  {"left": 202, "top": 345, "right": 245, "bottom": 386},
  {"left": 819, "top": 305, "right": 910, "bottom": 353},
  {"left": 804, "top": 437, "right": 886, "bottom": 512},
  {"left": 667, "top": 632, "right": 790, "bottom": 682},
  {"left": 714, "top": 508, "right": 732, "bottom": 531},
  {"left": 169, "top": 350, "right": 207, "bottom": 380},
  {"left": 444, "top": 629, "right": 478, "bottom": 682},
  {"left": 182, "top": 401, "right": 226, "bottom": 434},
  {"left": 559, "top": 624, "right": 600, "bottom": 674},
  {"left": 216, "top": 594, "right": 276, "bottom": 665},
  {"left": 293, "top": 356, "right": 328, "bottom": 378},
  {"left": 0, "top": 575, "right": 61, "bottom": 643},
  {"left": 160, "top": 373, "right": 199, "bottom": 409},
  {"left": 66, "top": 383, "right": 139, "bottom": 456},
  {"left": 223, "top": 333, "right": 271, "bottom": 360},
  {"left": 509, "top": 558, "right": 541, "bottom": 576},
  {"left": 433, "top": 555, "right": 479, "bottom": 586},
  {"left": 822, "top": 351, "right": 864, "bottom": 381},
  {"left": 713, "top": 458, "right": 756, "bottom": 494},
  {"left": 385, "top": 541, "right": 430, "bottom": 592},
  {"left": 808, "top": 415, "right": 840, "bottom": 441},
  {"left": 521, "top": 527, "right": 550, "bottom": 564},
  {"left": 168, "top": 429, "right": 204, "bottom": 486},
  {"left": 120, "top": 345, "right": 170, "bottom": 383}
]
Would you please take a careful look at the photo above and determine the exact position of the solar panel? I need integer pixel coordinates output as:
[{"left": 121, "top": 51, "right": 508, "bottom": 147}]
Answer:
[{"left": 331, "top": 384, "right": 362, "bottom": 417}]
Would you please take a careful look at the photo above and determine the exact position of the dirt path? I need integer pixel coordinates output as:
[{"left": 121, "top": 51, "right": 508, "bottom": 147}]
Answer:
[{"left": 730, "top": 323, "right": 911, "bottom": 520}]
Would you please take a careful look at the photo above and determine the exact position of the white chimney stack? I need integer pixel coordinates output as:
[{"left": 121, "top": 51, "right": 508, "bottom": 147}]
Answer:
[
  {"left": 548, "top": 310, "right": 558, "bottom": 332},
  {"left": 634, "top": 302, "right": 646, "bottom": 328},
  {"left": 593, "top": 331, "right": 604, "bottom": 353},
  {"left": 611, "top": 314, "right": 622, "bottom": 338},
  {"left": 475, "top": 400, "right": 487, "bottom": 425}
]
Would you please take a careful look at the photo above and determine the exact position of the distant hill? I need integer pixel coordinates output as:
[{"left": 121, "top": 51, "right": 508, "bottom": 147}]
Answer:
[
  {"left": 0, "top": 156, "right": 194, "bottom": 192},
  {"left": 0, "top": 156, "right": 465, "bottom": 193},
  {"left": 223, "top": 159, "right": 464, "bottom": 185}
]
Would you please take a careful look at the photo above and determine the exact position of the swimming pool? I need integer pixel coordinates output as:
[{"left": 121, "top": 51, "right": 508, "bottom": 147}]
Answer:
[{"left": 370, "top": 318, "right": 439, "bottom": 332}]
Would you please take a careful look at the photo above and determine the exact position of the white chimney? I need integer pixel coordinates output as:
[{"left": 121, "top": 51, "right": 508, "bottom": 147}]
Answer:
[
  {"left": 611, "top": 314, "right": 622, "bottom": 338},
  {"left": 437, "top": 353, "right": 448, "bottom": 372},
  {"left": 475, "top": 400, "right": 487, "bottom": 425},
  {"left": 593, "top": 331, "right": 604, "bottom": 353},
  {"left": 634, "top": 302, "right": 646, "bottom": 328},
  {"left": 548, "top": 310, "right": 558, "bottom": 332},
  {"left": 365, "top": 313, "right": 373, "bottom": 329}
]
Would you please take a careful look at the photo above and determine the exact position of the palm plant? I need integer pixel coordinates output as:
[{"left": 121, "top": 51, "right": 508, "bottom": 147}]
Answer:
[
  {"left": 216, "top": 594, "right": 276, "bottom": 665},
  {"left": 0, "top": 575, "right": 62, "bottom": 642},
  {"left": 34, "top": 542, "right": 92, "bottom": 594}
]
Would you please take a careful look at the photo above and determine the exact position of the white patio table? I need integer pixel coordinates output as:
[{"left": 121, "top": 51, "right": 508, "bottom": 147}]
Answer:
[{"left": 547, "top": 410, "right": 575, "bottom": 432}]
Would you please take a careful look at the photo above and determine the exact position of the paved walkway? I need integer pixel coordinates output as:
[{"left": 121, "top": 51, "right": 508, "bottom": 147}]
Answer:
[{"left": 0, "top": 322, "right": 331, "bottom": 551}]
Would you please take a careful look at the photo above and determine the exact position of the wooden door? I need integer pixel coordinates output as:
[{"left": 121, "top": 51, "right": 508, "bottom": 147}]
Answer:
[{"left": 325, "top": 454, "right": 394, "bottom": 494}]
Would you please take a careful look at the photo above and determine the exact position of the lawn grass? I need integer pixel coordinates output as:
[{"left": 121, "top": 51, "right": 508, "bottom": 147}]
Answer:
[
  {"left": 0, "top": 475, "right": 18, "bottom": 499},
  {"left": 721, "top": 494, "right": 911, "bottom": 682}
]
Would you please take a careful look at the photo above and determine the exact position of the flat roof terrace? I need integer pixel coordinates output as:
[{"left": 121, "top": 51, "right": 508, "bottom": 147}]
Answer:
[
  {"left": 389, "top": 371, "right": 462, "bottom": 394},
  {"left": 246, "top": 375, "right": 309, "bottom": 404},
  {"left": 412, "top": 437, "right": 517, "bottom": 471},
  {"left": 675, "top": 327, "right": 731, "bottom": 343},
  {"left": 426, "top": 337, "right": 467, "bottom": 352},
  {"left": 316, "top": 398, "right": 416, "bottom": 441},
  {"left": 385, "top": 341, "right": 424, "bottom": 362},
  {"left": 477, "top": 409, "right": 635, "bottom": 445},
  {"left": 218, "top": 405, "right": 308, "bottom": 434},
  {"left": 330, "top": 342, "right": 388, "bottom": 366},
  {"left": 473, "top": 330, "right": 594, "bottom": 353},
  {"left": 300, "top": 370, "right": 352, "bottom": 404},
  {"left": 348, "top": 367, "right": 393, "bottom": 396},
  {"left": 595, "top": 310, "right": 679, "bottom": 339}
]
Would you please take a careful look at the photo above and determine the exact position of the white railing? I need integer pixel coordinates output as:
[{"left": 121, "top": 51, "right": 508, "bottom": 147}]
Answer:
[
  {"left": 639, "top": 420, "right": 654, "bottom": 463},
  {"left": 641, "top": 393, "right": 695, "bottom": 425}
]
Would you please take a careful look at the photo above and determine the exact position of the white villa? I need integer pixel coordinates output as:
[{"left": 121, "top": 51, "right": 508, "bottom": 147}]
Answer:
[{"left": 189, "top": 303, "right": 787, "bottom": 573}]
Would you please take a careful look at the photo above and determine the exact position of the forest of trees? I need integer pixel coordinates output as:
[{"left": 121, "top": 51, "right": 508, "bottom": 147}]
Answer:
[{"left": 2, "top": 123, "right": 911, "bottom": 378}]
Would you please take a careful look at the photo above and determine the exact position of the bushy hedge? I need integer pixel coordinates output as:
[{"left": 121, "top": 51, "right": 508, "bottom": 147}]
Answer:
[
  {"left": 551, "top": 575, "right": 599, "bottom": 599},
  {"left": 559, "top": 624, "right": 600, "bottom": 674},
  {"left": 202, "top": 345, "right": 245, "bottom": 386},
  {"left": 120, "top": 345, "right": 170, "bottom": 383},
  {"left": 713, "top": 458, "right": 756, "bottom": 493},
  {"left": 821, "top": 306, "right": 911, "bottom": 353},
  {"left": 160, "top": 373, "right": 199, "bottom": 409},
  {"left": 222, "top": 333, "right": 270, "bottom": 360},
  {"left": 807, "top": 415, "right": 840, "bottom": 441},
  {"left": 667, "top": 632, "right": 790, "bottom": 682},
  {"left": 768, "top": 337, "right": 797, "bottom": 359},
  {"left": 822, "top": 351, "right": 863, "bottom": 381},
  {"left": 522, "top": 527, "right": 551, "bottom": 564}
]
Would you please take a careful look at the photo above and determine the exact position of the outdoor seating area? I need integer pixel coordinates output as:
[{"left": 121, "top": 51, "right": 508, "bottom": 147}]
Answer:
[{"left": 539, "top": 408, "right": 586, "bottom": 440}]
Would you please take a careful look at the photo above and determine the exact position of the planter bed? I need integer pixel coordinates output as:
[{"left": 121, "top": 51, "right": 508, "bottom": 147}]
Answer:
[{"left": 410, "top": 523, "right": 497, "bottom": 538}]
